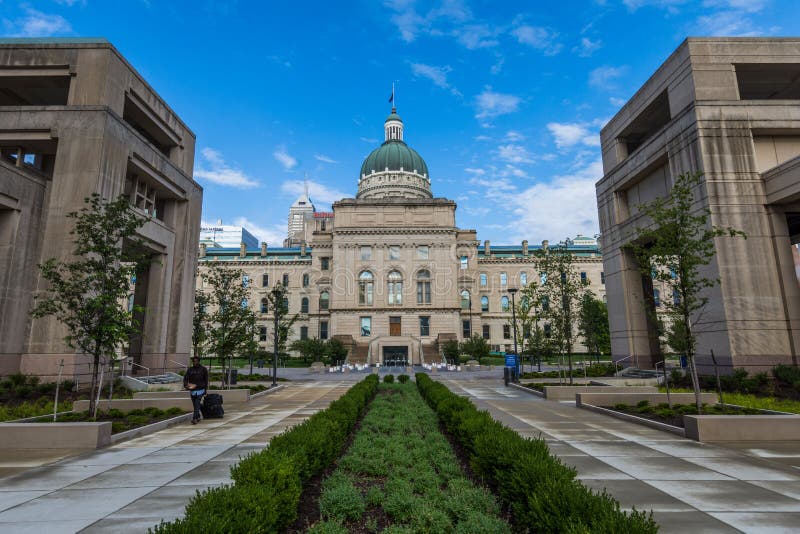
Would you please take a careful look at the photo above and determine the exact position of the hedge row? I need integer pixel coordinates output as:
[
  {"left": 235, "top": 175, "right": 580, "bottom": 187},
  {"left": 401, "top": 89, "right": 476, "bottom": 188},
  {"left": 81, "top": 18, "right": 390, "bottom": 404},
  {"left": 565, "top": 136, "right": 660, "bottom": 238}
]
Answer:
[
  {"left": 151, "top": 375, "right": 379, "bottom": 533},
  {"left": 414, "top": 374, "right": 658, "bottom": 533}
]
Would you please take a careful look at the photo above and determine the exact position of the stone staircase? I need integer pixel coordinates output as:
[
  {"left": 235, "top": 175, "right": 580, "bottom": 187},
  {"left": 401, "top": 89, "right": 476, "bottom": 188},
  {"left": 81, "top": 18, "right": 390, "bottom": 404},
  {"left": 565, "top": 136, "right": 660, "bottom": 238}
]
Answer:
[
  {"left": 615, "top": 367, "right": 660, "bottom": 379},
  {"left": 120, "top": 372, "right": 183, "bottom": 391}
]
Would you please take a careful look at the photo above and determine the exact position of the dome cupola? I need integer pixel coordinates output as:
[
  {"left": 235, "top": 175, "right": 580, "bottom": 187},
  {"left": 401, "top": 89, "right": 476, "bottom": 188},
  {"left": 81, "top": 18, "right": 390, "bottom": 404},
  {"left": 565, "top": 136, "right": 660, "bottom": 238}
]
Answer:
[{"left": 357, "top": 107, "right": 432, "bottom": 199}]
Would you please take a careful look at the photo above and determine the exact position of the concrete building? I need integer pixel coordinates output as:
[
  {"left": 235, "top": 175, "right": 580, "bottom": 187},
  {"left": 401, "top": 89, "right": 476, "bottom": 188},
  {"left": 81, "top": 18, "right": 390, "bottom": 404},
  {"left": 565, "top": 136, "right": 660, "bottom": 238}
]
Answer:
[
  {"left": 198, "top": 108, "right": 605, "bottom": 364},
  {"left": 199, "top": 223, "right": 258, "bottom": 248},
  {"left": 0, "top": 38, "right": 202, "bottom": 380},
  {"left": 597, "top": 37, "right": 800, "bottom": 372}
]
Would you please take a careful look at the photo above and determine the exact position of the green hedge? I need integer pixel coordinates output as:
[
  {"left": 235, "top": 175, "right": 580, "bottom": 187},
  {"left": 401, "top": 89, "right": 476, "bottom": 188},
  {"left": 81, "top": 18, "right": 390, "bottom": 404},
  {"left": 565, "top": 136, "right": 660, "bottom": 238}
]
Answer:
[
  {"left": 414, "top": 374, "right": 657, "bottom": 533},
  {"left": 151, "top": 374, "right": 379, "bottom": 533}
]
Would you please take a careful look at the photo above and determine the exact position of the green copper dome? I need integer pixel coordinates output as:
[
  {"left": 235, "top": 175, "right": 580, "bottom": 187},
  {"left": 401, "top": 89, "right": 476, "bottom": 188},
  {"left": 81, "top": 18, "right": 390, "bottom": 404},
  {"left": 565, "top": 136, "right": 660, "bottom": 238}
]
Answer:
[
  {"left": 360, "top": 140, "right": 429, "bottom": 177},
  {"left": 385, "top": 112, "right": 402, "bottom": 123}
]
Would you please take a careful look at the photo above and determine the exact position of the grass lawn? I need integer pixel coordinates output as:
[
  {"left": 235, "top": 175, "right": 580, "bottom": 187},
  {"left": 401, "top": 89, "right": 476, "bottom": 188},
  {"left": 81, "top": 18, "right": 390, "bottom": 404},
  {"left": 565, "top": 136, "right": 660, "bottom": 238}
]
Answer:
[
  {"left": 21, "top": 406, "right": 188, "bottom": 433},
  {"left": 308, "top": 382, "right": 510, "bottom": 533},
  {"left": 612, "top": 400, "right": 761, "bottom": 428},
  {"left": 659, "top": 387, "right": 800, "bottom": 414}
]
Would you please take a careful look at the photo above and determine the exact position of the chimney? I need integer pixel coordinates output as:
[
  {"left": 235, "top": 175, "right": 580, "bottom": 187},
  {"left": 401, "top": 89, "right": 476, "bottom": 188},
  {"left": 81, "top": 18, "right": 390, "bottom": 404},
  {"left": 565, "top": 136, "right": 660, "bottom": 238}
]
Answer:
[
  {"left": 239, "top": 242, "right": 247, "bottom": 258},
  {"left": 199, "top": 243, "right": 207, "bottom": 258},
  {"left": 484, "top": 240, "right": 490, "bottom": 256},
  {"left": 542, "top": 240, "right": 549, "bottom": 253},
  {"left": 301, "top": 242, "right": 307, "bottom": 256},
  {"left": 260, "top": 242, "right": 267, "bottom": 257},
  {"left": 522, "top": 240, "right": 528, "bottom": 256}
]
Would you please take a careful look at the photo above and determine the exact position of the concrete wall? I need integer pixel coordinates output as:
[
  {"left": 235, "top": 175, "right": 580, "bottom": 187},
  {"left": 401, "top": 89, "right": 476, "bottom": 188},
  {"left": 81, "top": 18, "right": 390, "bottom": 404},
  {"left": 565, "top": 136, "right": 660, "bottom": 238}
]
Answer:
[
  {"left": 134, "top": 389, "right": 250, "bottom": 403},
  {"left": 684, "top": 415, "right": 800, "bottom": 441},
  {"left": 575, "top": 391, "right": 719, "bottom": 407},
  {"left": 73, "top": 397, "right": 193, "bottom": 412},
  {"left": 542, "top": 385, "right": 657, "bottom": 401},
  {"left": 0, "top": 422, "right": 111, "bottom": 449}
]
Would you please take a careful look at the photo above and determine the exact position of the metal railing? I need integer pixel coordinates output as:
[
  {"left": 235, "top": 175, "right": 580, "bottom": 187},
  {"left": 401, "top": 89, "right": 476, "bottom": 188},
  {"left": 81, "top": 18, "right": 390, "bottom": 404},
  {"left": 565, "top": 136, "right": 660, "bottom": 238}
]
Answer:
[
  {"left": 168, "top": 359, "right": 188, "bottom": 370},
  {"left": 127, "top": 361, "right": 150, "bottom": 378},
  {"left": 614, "top": 355, "right": 633, "bottom": 373}
]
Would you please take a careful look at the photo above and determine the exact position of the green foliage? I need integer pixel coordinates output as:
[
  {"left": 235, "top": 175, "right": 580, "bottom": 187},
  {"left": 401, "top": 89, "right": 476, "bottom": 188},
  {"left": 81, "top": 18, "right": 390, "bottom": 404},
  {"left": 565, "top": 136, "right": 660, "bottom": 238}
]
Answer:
[
  {"left": 152, "top": 375, "right": 379, "bottom": 533},
  {"left": 578, "top": 293, "right": 611, "bottom": 358},
  {"left": 442, "top": 339, "right": 461, "bottom": 364},
  {"left": 772, "top": 365, "right": 800, "bottom": 391},
  {"left": 0, "top": 397, "right": 72, "bottom": 422},
  {"left": 319, "top": 472, "right": 365, "bottom": 521},
  {"left": 326, "top": 338, "right": 349, "bottom": 365},
  {"left": 415, "top": 373, "right": 657, "bottom": 533},
  {"left": 520, "top": 362, "right": 616, "bottom": 379},
  {"left": 307, "top": 520, "right": 349, "bottom": 534},
  {"left": 397, "top": 374, "right": 410, "bottom": 384},
  {"left": 30, "top": 194, "right": 149, "bottom": 417},
  {"left": 290, "top": 337, "right": 327, "bottom": 364},
  {"left": 383, "top": 374, "right": 395, "bottom": 384},
  {"left": 192, "top": 289, "right": 211, "bottom": 360},
  {"left": 460, "top": 334, "right": 490, "bottom": 361}
]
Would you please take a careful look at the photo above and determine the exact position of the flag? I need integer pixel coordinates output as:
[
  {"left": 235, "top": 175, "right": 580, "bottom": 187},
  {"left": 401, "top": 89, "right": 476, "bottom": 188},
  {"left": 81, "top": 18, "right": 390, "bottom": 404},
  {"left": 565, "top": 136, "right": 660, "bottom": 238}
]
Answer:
[{"left": 388, "top": 91, "right": 394, "bottom": 103}]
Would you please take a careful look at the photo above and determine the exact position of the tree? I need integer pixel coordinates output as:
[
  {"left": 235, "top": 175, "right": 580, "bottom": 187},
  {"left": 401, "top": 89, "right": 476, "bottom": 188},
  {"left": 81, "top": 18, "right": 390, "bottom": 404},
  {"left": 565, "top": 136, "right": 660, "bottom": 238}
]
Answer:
[
  {"left": 265, "top": 284, "right": 297, "bottom": 384},
  {"left": 460, "top": 334, "right": 490, "bottom": 362},
  {"left": 536, "top": 244, "right": 589, "bottom": 384},
  {"left": 627, "top": 171, "right": 745, "bottom": 411},
  {"left": 32, "top": 194, "right": 148, "bottom": 417},
  {"left": 290, "top": 337, "right": 326, "bottom": 364},
  {"left": 325, "top": 338, "right": 349, "bottom": 366},
  {"left": 202, "top": 264, "right": 257, "bottom": 387},
  {"left": 578, "top": 293, "right": 611, "bottom": 363},
  {"left": 192, "top": 288, "right": 210, "bottom": 362},
  {"left": 442, "top": 339, "right": 460, "bottom": 365},
  {"left": 519, "top": 279, "right": 550, "bottom": 369}
]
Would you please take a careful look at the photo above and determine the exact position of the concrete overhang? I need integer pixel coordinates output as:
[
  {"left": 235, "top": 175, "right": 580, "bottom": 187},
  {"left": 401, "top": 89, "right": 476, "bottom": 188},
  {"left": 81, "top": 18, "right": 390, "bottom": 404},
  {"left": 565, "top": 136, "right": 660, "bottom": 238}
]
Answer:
[{"left": 763, "top": 154, "right": 800, "bottom": 204}]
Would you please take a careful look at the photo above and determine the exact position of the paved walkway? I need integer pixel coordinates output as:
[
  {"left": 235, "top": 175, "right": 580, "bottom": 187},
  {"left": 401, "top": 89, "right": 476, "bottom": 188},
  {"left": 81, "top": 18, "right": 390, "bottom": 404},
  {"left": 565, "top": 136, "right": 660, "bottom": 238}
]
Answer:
[
  {"left": 441, "top": 377, "right": 800, "bottom": 533},
  {"left": 0, "top": 382, "right": 352, "bottom": 533}
]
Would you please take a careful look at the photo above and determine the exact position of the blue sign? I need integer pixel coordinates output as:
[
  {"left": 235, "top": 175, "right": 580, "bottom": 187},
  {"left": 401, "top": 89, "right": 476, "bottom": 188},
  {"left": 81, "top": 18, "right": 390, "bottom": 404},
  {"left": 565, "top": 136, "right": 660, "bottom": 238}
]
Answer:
[{"left": 505, "top": 354, "right": 518, "bottom": 367}]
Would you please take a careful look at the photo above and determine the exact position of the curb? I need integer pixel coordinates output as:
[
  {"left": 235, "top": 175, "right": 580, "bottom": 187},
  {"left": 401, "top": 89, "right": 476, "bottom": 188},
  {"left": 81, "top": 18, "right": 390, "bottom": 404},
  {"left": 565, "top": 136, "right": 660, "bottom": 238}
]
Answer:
[
  {"left": 110, "top": 413, "right": 194, "bottom": 444},
  {"left": 250, "top": 384, "right": 286, "bottom": 399},
  {"left": 577, "top": 402, "right": 685, "bottom": 437},
  {"left": 510, "top": 382, "right": 545, "bottom": 398}
]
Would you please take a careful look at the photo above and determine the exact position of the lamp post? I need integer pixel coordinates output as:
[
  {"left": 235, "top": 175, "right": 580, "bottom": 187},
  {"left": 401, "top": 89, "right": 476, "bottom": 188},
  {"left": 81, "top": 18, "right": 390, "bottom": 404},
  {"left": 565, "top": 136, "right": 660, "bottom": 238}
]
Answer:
[{"left": 508, "top": 288, "right": 519, "bottom": 380}]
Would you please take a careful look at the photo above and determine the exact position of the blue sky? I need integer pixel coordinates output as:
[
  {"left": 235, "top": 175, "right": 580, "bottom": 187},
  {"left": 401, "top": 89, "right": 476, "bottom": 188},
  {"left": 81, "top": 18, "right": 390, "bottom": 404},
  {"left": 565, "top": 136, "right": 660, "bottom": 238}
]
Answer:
[{"left": 3, "top": 1, "right": 800, "bottom": 245}]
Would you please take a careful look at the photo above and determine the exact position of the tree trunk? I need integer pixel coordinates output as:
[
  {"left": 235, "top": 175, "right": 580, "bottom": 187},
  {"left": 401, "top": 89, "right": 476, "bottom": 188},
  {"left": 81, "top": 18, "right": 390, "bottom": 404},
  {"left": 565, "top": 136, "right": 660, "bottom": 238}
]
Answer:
[
  {"left": 567, "top": 344, "right": 574, "bottom": 385},
  {"left": 688, "top": 353, "right": 702, "bottom": 413},
  {"left": 89, "top": 343, "right": 101, "bottom": 418}
]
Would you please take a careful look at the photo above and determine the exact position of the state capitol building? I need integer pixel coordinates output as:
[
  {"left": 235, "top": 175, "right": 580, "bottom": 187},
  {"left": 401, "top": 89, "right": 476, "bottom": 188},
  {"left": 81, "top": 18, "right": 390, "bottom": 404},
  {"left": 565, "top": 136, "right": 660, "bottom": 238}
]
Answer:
[{"left": 197, "top": 108, "right": 605, "bottom": 364}]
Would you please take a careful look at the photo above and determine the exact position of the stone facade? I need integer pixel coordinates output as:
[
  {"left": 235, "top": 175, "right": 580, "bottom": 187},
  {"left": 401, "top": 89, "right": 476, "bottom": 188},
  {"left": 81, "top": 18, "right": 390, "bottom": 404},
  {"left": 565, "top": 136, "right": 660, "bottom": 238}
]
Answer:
[
  {"left": 0, "top": 39, "right": 202, "bottom": 380},
  {"left": 597, "top": 38, "right": 800, "bottom": 372},
  {"left": 198, "top": 112, "right": 605, "bottom": 364}
]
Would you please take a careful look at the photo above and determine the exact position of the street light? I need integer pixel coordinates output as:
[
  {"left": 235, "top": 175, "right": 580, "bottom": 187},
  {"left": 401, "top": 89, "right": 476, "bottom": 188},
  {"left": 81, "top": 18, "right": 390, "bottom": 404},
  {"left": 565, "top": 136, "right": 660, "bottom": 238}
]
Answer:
[{"left": 508, "top": 287, "right": 519, "bottom": 380}]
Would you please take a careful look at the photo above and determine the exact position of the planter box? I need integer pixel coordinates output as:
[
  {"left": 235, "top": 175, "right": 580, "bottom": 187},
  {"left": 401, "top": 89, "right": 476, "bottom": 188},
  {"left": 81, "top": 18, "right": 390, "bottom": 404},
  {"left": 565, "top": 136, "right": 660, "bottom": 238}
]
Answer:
[
  {"left": 684, "top": 415, "right": 800, "bottom": 442},
  {"left": 134, "top": 389, "right": 250, "bottom": 403},
  {"left": 72, "top": 398, "right": 193, "bottom": 412},
  {"left": 575, "top": 392, "right": 718, "bottom": 407},
  {"left": 0, "top": 422, "right": 111, "bottom": 449},
  {"left": 542, "top": 385, "right": 657, "bottom": 401}
]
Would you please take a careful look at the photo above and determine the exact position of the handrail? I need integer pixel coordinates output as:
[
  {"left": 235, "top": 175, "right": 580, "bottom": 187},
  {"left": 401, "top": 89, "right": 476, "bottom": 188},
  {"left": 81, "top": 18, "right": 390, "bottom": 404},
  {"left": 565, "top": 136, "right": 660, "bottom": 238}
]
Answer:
[
  {"left": 614, "top": 355, "right": 633, "bottom": 373},
  {"left": 128, "top": 362, "right": 150, "bottom": 378},
  {"left": 168, "top": 359, "right": 188, "bottom": 369}
]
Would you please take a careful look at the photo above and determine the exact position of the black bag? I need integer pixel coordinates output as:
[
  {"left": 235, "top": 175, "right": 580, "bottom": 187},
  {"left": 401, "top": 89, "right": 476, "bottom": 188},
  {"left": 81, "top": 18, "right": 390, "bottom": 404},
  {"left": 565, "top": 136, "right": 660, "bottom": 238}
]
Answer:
[{"left": 201, "top": 394, "right": 224, "bottom": 418}]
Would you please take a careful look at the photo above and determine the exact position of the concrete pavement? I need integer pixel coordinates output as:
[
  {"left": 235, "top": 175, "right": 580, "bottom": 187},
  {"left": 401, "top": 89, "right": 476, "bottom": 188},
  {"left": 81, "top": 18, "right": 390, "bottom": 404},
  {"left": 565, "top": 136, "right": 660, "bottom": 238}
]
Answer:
[
  {"left": 440, "top": 376, "right": 800, "bottom": 533},
  {"left": 0, "top": 382, "right": 352, "bottom": 533}
]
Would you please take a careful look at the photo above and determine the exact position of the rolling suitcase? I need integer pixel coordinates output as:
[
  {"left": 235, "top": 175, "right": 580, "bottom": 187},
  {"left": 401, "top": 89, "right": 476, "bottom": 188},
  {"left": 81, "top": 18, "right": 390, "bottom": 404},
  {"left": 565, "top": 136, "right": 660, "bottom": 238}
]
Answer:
[{"left": 201, "top": 393, "right": 224, "bottom": 418}]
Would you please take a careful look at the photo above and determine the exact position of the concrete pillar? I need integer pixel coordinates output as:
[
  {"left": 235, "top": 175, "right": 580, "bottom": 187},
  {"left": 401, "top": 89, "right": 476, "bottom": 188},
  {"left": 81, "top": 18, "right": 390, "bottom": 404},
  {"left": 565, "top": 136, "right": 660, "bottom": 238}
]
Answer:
[
  {"left": 199, "top": 243, "right": 206, "bottom": 258},
  {"left": 239, "top": 242, "right": 246, "bottom": 258},
  {"left": 484, "top": 240, "right": 490, "bottom": 256},
  {"left": 301, "top": 242, "right": 306, "bottom": 256},
  {"left": 522, "top": 240, "right": 528, "bottom": 256},
  {"left": 260, "top": 242, "right": 267, "bottom": 257}
]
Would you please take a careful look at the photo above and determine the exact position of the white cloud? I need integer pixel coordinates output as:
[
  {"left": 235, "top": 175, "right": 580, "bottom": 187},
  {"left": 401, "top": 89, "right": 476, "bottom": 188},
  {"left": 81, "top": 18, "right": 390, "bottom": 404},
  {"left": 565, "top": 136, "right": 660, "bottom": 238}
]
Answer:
[
  {"left": 496, "top": 144, "right": 534, "bottom": 164},
  {"left": 609, "top": 96, "right": 627, "bottom": 107},
  {"left": 281, "top": 179, "right": 348, "bottom": 206},
  {"left": 511, "top": 25, "right": 562, "bottom": 55},
  {"left": 574, "top": 37, "right": 602, "bottom": 57},
  {"left": 695, "top": 9, "right": 772, "bottom": 36},
  {"left": 194, "top": 148, "right": 259, "bottom": 188},
  {"left": 474, "top": 87, "right": 522, "bottom": 122},
  {"left": 622, "top": 0, "right": 687, "bottom": 11},
  {"left": 273, "top": 145, "right": 298, "bottom": 170},
  {"left": 505, "top": 130, "right": 525, "bottom": 142},
  {"left": 589, "top": 65, "right": 628, "bottom": 90},
  {"left": 454, "top": 23, "right": 500, "bottom": 49},
  {"left": 702, "top": 0, "right": 766, "bottom": 12},
  {"left": 464, "top": 167, "right": 486, "bottom": 176},
  {"left": 314, "top": 154, "right": 338, "bottom": 164},
  {"left": 547, "top": 122, "right": 600, "bottom": 149},
  {"left": 230, "top": 217, "right": 287, "bottom": 246},
  {"left": 410, "top": 62, "right": 461, "bottom": 95},
  {"left": 385, "top": 0, "right": 471, "bottom": 43},
  {"left": 3, "top": 6, "right": 72, "bottom": 37}
]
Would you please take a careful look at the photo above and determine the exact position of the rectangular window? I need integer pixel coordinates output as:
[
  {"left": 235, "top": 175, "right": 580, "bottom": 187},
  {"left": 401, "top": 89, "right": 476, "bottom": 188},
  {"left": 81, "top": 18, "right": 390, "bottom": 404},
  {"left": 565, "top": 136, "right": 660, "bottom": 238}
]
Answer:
[
  {"left": 600, "top": 271, "right": 605, "bottom": 284},
  {"left": 482, "top": 324, "right": 490, "bottom": 340},
  {"left": 419, "top": 316, "right": 430, "bottom": 337},
  {"left": 321, "top": 257, "right": 330, "bottom": 271},
  {"left": 500, "top": 272, "right": 507, "bottom": 286},
  {"left": 389, "top": 316, "right": 401, "bottom": 336},
  {"left": 544, "top": 323, "right": 551, "bottom": 337},
  {"left": 262, "top": 273, "right": 269, "bottom": 287},
  {"left": 520, "top": 272, "right": 527, "bottom": 286},
  {"left": 300, "top": 326, "right": 308, "bottom": 340},
  {"left": 320, "top": 321, "right": 329, "bottom": 340},
  {"left": 479, "top": 273, "right": 487, "bottom": 286},
  {"left": 360, "top": 316, "right": 371, "bottom": 336},
  {"left": 389, "top": 246, "right": 400, "bottom": 260},
  {"left": 580, "top": 272, "right": 587, "bottom": 283},
  {"left": 282, "top": 273, "right": 289, "bottom": 286},
  {"left": 460, "top": 255, "right": 468, "bottom": 270},
  {"left": 259, "top": 326, "right": 267, "bottom": 342},
  {"left": 242, "top": 274, "right": 249, "bottom": 288},
  {"left": 360, "top": 246, "right": 372, "bottom": 261},
  {"left": 417, "top": 245, "right": 429, "bottom": 259},
  {"left": 503, "top": 324, "right": 511, "bottom": 339},
  {"left": 462, "top": 319, "right": 471, "bottom": 339}
]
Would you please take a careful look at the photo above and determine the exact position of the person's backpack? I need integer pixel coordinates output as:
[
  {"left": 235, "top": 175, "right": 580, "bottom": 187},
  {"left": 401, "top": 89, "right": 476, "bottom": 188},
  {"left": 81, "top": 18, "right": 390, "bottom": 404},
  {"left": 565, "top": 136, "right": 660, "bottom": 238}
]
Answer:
[{"left": 201, "top": 394, "right": 224, "bottom": 418}]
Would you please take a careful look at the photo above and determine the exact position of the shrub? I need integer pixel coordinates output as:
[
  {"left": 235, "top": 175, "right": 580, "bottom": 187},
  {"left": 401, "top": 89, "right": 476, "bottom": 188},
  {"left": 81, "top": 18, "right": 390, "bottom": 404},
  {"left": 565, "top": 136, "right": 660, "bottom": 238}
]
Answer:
[
  {"left": 773, "top": 364, "right": 800, "bottom": 390},
  {"left": 319, "top": 472, "right": 365, "bottom": 521},
  {"left": 398, "top": 374, "right": 410, "bottom": 384},
  {"left": 415, "top": 373, "right": 657, "bottom": 533},
  {"left": 383, "top": 374, "right": 395, "bottom": 384},
  {"left": 108, "top": 409, "right": 125, "bottom": 419},
  {"left": 152, "top": 374, "right": 379, "bottom": 533}
]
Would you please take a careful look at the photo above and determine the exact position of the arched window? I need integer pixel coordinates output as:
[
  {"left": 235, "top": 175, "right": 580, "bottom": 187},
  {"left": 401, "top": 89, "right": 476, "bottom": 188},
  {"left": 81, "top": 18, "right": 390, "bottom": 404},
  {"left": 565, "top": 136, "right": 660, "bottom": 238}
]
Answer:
[
  {"left": 301, "top": 297, "right": 309, "bottom": 313},
  {"left": 320, "top": 291, "right": 330, "bottom": 310},
  {"left": 521, "top": 296, "right": 530, "bottom": 311},
  {"left": 260, "top": 298, "right": 268, "bottom": 313},
  {"left": 241, "top": 298, "right": 248, "bottom": 309},
  {"left": 282, "top": 273, "right": 289, "bottom": 286},
  {"left": 416, "top": 269, "right": 431, "bottom": 304},
  {"left": 460, "top": 290, "right": 471, "bottom": 310},
  {"left": 672, "top": 289, "right": 681, "bottom": 306},
  {"left": 500, "top": 272, "right": 507, "bottom": 286},
  {"left": 302, "top": 273, "right": 309, "bottom": 287},
  {"left": 520, "top": 272, "right": 527, "bottom": 286},
  {"left": 387, "top": 270, "right": 403, "bottom": 305},
  {"left": 480, "top": 295, "right": 489, "bottom": 312},
  {"left": 359, "top": 271, "right": 374, "bottom": 305},
  {"left": 501, "top": 296, "right": 510, "bottom": 311},
  {"left": 542, "top": 296, "right": 550, "bottom": 311},
  {"left": 654, "top": 289, "right": 661, "bottom": 307}
]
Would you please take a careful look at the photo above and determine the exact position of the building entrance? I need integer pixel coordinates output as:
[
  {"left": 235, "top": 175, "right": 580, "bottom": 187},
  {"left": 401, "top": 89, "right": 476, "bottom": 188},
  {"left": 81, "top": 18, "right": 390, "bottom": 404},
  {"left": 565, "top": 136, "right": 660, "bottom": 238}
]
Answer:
[{"left": 382, "top": 346, "right": 408, "bottom": 366}]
